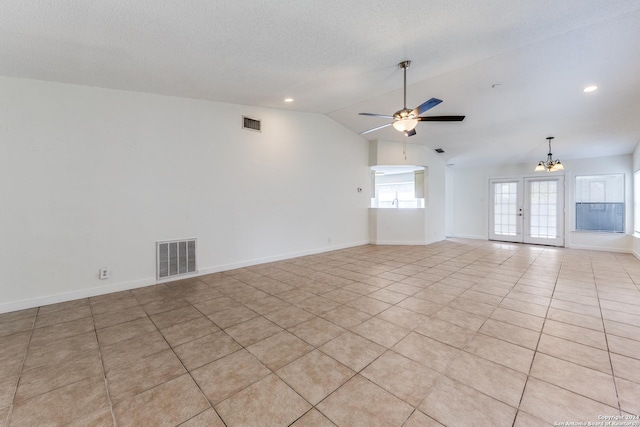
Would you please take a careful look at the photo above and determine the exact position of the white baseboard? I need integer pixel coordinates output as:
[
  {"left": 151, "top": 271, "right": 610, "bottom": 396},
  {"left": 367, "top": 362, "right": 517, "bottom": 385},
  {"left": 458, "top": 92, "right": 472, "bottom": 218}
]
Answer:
[
  {"left": 447, "top": 234, "right": 487, "bottom": 240},
  {"left": 565, "top": 244, "right": 632, "bottom": 253},
  {"left": 0, "top": 240, "right": 369, "bottom": 314},
  {"left": 368, "top": 238, "right": 444, "bottom": 246}
]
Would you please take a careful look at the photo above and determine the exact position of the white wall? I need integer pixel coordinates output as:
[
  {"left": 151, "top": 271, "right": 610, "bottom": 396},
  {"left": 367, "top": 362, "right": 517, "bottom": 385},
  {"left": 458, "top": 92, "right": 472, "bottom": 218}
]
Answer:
[
  {"left": 447, "top": 154, "right": 633, "bottom": 252},
  {"left": 632, "top": 142, "right": 640, "bottom": 259},
  {"left": 369, "top": 140, "right": 447, "bottom": 244},
  {"left": 0, "top": 77, "right": 369, "bottom": 312}
]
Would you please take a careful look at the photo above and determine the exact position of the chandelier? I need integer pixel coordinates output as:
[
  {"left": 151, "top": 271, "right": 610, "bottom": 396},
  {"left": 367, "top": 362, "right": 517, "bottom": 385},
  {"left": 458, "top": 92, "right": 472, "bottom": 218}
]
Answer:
[{"left": 535, "top": 136, "right": 564, "bottom": 172}]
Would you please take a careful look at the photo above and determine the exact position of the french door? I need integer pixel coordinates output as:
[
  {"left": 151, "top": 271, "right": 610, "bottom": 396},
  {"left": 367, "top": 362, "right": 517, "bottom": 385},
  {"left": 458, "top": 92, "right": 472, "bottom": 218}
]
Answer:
[{"left": 489, "top": 176, "right": 564, "bottom": 246}]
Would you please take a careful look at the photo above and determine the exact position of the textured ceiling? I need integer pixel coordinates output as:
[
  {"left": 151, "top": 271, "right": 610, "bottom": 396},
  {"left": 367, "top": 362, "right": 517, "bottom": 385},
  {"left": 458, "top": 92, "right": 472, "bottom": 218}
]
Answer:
[{"left": 1, "top": 1, "right": 640, "bottom": 166}]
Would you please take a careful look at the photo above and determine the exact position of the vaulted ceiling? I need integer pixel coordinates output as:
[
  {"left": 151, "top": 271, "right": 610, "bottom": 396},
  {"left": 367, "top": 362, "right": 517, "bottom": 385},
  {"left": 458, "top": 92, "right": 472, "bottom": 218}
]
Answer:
[{"left": 2, "top": 1, "right": 639, "bottom": 166}]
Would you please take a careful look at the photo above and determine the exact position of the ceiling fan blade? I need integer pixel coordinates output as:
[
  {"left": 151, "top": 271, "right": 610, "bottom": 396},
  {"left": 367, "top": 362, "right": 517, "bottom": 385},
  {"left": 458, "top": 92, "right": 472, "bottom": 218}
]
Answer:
[
  {"left": 405, "top": 129, "right": 417, "bottom": 137},
  {"left": 359, "top": 113, "right": 395, "bottom": 119},
  {"left": 360, "top": 123, "right": 393, "bottom": 135},
  {"left": 418, "top": 115, "right": 465, "bottom": 122},
  {"left": 412, "top": 98, "right": 442, "bottom": 117}
]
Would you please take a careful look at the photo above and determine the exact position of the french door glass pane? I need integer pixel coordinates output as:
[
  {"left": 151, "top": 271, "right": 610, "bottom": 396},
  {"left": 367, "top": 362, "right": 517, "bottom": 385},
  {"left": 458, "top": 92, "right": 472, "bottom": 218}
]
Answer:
[
  {"left": 529, "top": 181, "right": 557, "bottom": 238},
  {"left": 493, "top": 182, "right": 517, "bottom": 236}
]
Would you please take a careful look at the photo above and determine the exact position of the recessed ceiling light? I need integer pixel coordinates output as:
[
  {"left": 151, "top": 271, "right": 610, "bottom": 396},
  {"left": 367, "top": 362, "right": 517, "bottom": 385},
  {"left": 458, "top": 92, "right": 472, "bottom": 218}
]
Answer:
[
  {"left": 284, "top": 98, "right": 294, "bottom": 103},
  {"left": 583, "top": 85, "right": 598, "bottom": 93}
]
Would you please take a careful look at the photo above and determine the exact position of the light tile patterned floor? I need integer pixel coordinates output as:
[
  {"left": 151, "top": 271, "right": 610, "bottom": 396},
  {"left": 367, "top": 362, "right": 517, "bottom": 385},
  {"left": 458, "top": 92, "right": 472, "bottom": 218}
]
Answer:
[{"left": 1, "top": 239, "right": 640, "bottom": 426}]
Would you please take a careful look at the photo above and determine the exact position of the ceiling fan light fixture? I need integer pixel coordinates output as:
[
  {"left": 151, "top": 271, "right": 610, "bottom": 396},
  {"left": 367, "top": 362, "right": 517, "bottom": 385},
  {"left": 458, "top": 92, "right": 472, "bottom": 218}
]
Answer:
[{"left": 392, "top": 118, "right": 418, "bottom": 132}]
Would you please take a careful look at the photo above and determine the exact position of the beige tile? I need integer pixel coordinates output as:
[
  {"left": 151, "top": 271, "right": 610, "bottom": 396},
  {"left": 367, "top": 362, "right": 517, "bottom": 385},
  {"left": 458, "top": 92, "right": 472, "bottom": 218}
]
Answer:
[
  {"left": 549, "top": 299, "right": 601, "bottom": 318},
  {"left": 499, "top": 298, "right": 548, "bottom": 317},
  {"left": 490, "top": 307, "right": 545, "bottom": 331},
  {"left": 433, "top": 306, "right": 486, "bottom": 331},
  {"left": 542, "top": 319, "right": 607, "bottom": 350},
  {"left": 513, "top": 411, "right": 550, "bottom": 427},
  {"left": 537, "top": 334, "right": 612, "bottom": 373},
  {"left": 0, "top": 375, "right": 17, "bottom": 408},
  {"left": 38, "top": 299, "right": 89, "bottom": 315},
  {"left": 616, "top": 377, "right": 640, "bottom": 416},
  {"left": 96, "top": 317, "right": 157, "bottom": 347},
  {"left": 34, "top": 305, "right": 92, "bottom": 328},
  {"left": 290, "top": 408, "right": 336, "bottom": 427},
  {"left": 10, "top": 375, "right": 109, "bottom": 426},
  {"left": 247, "top": 331, "right": 313, "bottom": 370},
  {"left": 368, "top": 288, "right": 408, "bottom": 304},
  {"left": 143, "top": 297, "right": 190, "bottom": 316},
  {"left": 207, "top": 306, "right": 259, "bottom": 329},
  {"left": 361, "top": 351, "right": 440, "bottom": 406},
  {"left": 547, "top": 307, "right": 604, "bottom": 331},
  {"left": 375, "top": 306, "right": 428, "bottom": 330},
  {"left": 179, "top": 409, "right": 225, "bottom": 427},
  {"left": 224, "top": 316, "right": 282, "bottom": 347},
  {"left": 319, "top": 331, "right": 385, "bottom": 372},
  {"left": 418, "top": 375, "right": 516, "bottom": 427},
  {"left": 101, "top": 330, "right": 170, "bottom": 372},
  {"left": 245, "top": 296, "right": 291, "bottom": 315},
  {"left": 530, "top": 353, "right": 618, "bottom": 407},
  {"left": 553, "top": 290, "right": 599, "bottom": 307},
  {"left": 0, "top": 308, "right": 37, "bottom": 324},
  {"left": 93, "top": 305, "right": 147, "bottom": 330},
  {"left": 608, "top": 334, "right": 640, "bottom": 360},
  {"left": 403, "top": 410, "right": 444, "bottom": 427},
  {"left": 276, "top": 289, "right": 317, "bottom": 304},
  {"left": 173, "top": 331, "right": 241, "bottom": 371},
  {"left": 295, "top": 296, "right": 340, "bottom": 316},
  {"left": 90, "top": 295, "right": 141, "bottom": 315},
  {"left": 149, "top": 305, "right": 202, "bottom": 329},
  {"left": 65, "top": 407, "right": 114, "bottom": 427},
  {"left": 464, "top": 333, "right": 534, "bottom": 373},
  {"left": 317, "top": 375, "right": 414, "bottom": 427},
  {"left": 413, "top": 289, "right": 457, "bottom": 305},
  {"left": 16, "top": 350, "right": 103, "bottom": 401},
  {"left": 393, "top": 332, "right": 460, "bottom": 373},
  {"left": 415, "top": 318, "right": 475, "bottom": 348},
  {"left": 106, "top": 349, "right": 186, "bottom": 403},
  {"left": 215, "top": 374, "right": 311, "bottom": 427},
  {"left": 351, "top": 317, "right": 409, "bottom": 348},
  {"left": 276, "top": 349, "right": 354, "bottom": 404},
  {"left": 611, "top": 353, "right": 640, "bottom": 384},
  {"left": 446, "top": 351, "right": 527, "bottom": 407},
  {"left": 506, "top": 291, "right": 551, "bottom": 307},
  {"left": 519, "top": 377, "right": 618, "bottom": 425},
  {"left": 321, "top": 305, "right": 371, "bottom": 329},
  {"left": 604, "top": 319, "right": 640, "bottom": 341},
  {"left": 191, "top": 350, "right": 270, "bottom": 404},
  {"left": 159, "top": 316, "right": 220, "bottom": 347},
  {"left": 264, "top": 305, "right": 315, "bottom": 329},
  {"left": 460, "top": 289, "right": 503, "bottom": 305},
  {"left": 289, "top": 317, "right": 346, "bottom": 347},
  {"left": 114, "top": 374, "right": 209, "bottom": 427},
  {"left": 24, "top": 330, "right": 97, "bottom": 369},
  {"left": 346, "top": 296, "right": 392, "bottom": 315},
  {"left": 193, "top": 296, "right": 241, "bottom": 316},
  {"left": 28, "top": 317, "right": 94, "bottom": 348},
  {"left": 479, "top": 319, "right": 540, "bottom": 350},
  {"left": 384, "top": 282, "right": 423, "bottom": 296}
]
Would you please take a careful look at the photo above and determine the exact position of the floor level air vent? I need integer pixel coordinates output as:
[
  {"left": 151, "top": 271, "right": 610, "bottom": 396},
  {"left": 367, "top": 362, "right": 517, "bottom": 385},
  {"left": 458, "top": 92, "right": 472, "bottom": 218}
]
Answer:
[
  {"left": 242, "top": 116, "right": 261, "bottom": 132},
  {"left": 157, "top": 239, "right": 197, "bottom": 280}
]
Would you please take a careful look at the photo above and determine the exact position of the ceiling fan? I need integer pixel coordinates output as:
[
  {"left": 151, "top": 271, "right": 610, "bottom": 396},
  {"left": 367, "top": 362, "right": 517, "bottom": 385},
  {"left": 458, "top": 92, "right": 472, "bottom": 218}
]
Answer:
[{"left": 359, "top": 60, "right": 465, "bottom": 137}]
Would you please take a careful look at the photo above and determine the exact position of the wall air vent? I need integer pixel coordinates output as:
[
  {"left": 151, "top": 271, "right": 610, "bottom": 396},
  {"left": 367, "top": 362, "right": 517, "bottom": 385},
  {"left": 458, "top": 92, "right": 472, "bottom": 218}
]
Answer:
[
  {"left": 242, "top": 116, "right": 261, "bottom": 132},
  {"left": 435, "top": 148, "right": 445, "bottom": 153},
  {"left": 157, "top": 239, "right": 197, "bottom": 280}
]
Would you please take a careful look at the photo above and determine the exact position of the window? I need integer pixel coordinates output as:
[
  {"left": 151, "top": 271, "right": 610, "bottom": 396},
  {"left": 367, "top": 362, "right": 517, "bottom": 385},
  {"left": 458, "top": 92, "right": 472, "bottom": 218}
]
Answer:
[
  {"left": 370, "top": 166, "right": 425, "bottom": 209},
  {"left": 575, "top": 174, "right": 624, "bottom": 233}
]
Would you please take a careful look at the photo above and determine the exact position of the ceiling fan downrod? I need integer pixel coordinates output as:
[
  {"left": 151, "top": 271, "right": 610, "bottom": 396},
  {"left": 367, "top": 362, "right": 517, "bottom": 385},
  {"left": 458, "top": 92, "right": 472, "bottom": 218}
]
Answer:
[{"left": 399, "top": 60, "right": 411, "bottom": 110}]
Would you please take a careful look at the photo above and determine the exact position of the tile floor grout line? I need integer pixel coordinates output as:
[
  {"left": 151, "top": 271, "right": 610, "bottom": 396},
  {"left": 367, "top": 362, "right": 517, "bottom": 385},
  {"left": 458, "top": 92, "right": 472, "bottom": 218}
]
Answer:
[
  {"left": 510, "top": 245, "right": 562, "bottom": 427},
  {"left": 593, "top": 261, "right": 625, "bottom": 417},
  {"left": 5, "top": 306, "right": 39, "bottom": 427},
  {"left": 88, "top": 302, "right": 118, "bottom": 427}
]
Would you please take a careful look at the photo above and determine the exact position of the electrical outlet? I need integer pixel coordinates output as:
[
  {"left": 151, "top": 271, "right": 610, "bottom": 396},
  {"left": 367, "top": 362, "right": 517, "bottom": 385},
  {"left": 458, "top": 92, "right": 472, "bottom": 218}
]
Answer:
[{"left": 99, "top": 268, "right": 110, "bottom": 280}]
